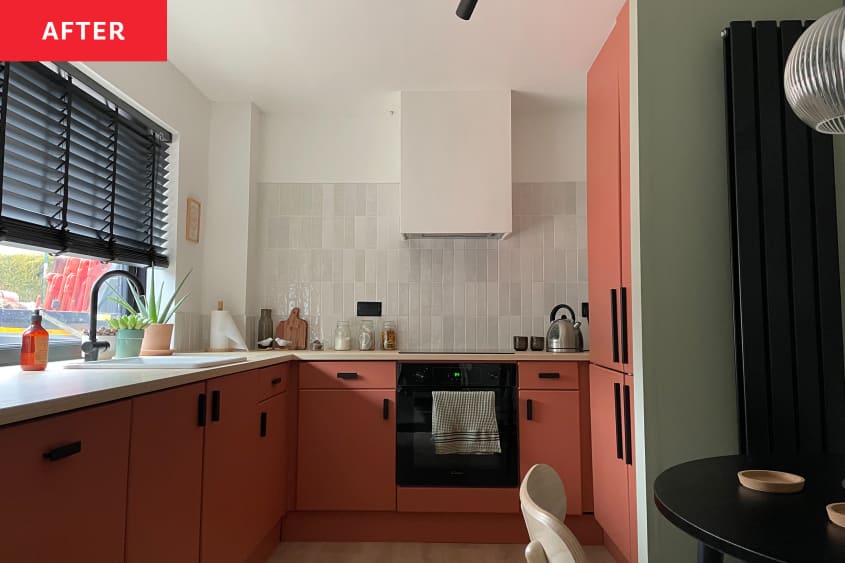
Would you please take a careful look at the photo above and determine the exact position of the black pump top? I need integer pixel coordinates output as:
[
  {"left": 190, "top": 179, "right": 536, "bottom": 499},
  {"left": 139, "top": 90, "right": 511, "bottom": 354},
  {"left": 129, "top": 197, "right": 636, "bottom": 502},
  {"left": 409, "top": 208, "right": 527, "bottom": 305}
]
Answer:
[{"left": 31, "top": 309, "right": 42, "bottom": 323}]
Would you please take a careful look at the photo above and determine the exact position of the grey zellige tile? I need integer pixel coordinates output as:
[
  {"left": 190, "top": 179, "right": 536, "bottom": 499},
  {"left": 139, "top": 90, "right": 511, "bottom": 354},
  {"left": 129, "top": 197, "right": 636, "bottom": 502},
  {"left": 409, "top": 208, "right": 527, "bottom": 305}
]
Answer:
[
  {"left": 453, "top": 283, "right": 465, "bottom": 318},
  {"left": 432, "top": 249, "right": 443, "bottom": 283},
  {"left": 465, "top": 317, "right": 477, "bottom": 349},
  {"left": 465, "top": 282, "right": 477, "bottom": 317},
  {"left": 420, "top": 283, "right": 432, "bottom": 315},
  {"left": 432, "top": 283, "right": 443, "bottom": 315},
  {"left": 576, "top": 181, "right": 587, "bottom": 217},
  {"left": 477, "top": 282, "right": 487, "bottom": 317},
  {"left": 353, "top": 250, "right": 365, "bottom": 283},
  {"left": 409, "top": 283, "right": 420, "bottom": 316},
  {"left": 257, "top": 182, "right": 586, "bottom": 350},
  {"left": 399, "top": 283, "right": 410, "bottom": 316},
  {"left": 442, "top": 284, "right": 454, "bottom": 315}
]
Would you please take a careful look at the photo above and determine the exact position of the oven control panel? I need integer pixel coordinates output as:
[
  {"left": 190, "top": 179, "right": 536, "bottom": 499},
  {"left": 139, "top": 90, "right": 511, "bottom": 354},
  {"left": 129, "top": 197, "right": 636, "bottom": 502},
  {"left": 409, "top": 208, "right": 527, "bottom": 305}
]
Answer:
[{"left": 397, "top": 363, "right": 517, "bottom": 388}]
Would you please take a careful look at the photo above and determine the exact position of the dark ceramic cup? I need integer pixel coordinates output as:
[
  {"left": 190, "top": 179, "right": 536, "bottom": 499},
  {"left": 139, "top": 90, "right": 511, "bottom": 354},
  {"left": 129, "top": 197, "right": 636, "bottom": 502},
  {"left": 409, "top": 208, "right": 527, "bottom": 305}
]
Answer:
[
  {"left": 513, "top": 336, "right": 528, "bottom": 351},
  {"left": 530, "top": 336, "right": 545, "bottom": 351}
]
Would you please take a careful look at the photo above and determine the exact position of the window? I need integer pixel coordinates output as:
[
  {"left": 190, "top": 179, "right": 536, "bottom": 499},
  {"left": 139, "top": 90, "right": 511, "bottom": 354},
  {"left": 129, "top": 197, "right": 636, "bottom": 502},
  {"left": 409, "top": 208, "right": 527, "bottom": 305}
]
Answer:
[
  {"left": 0, "top": 62, "right": 171, "bottom": 365},
  {"left": 0, "top": 62, "right": 172, "bottom": 266},
  {"left": 0, "top": 243, "right": 142, "bottom": 364}
]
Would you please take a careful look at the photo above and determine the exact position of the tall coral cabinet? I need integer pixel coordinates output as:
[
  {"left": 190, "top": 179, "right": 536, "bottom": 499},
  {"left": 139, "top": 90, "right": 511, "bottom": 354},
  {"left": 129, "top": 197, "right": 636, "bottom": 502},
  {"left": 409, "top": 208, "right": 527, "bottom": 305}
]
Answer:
[{"left": 587, "top": 2, "right": 637, "bottom": 562}]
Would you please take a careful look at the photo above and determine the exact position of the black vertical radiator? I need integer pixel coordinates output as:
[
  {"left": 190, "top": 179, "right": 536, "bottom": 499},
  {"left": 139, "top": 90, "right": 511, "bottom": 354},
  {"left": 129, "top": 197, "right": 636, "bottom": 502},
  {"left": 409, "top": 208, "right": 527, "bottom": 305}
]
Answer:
[{"left": 724, "top": 20, "right": 845, "bottom": 455}]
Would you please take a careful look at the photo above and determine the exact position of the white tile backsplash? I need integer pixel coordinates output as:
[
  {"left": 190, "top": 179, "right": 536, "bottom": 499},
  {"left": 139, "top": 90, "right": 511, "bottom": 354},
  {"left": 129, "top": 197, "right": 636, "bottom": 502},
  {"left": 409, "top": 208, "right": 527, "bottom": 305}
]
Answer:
[{"left": 254, "top": 182, "right": 588, "bottom": 351}]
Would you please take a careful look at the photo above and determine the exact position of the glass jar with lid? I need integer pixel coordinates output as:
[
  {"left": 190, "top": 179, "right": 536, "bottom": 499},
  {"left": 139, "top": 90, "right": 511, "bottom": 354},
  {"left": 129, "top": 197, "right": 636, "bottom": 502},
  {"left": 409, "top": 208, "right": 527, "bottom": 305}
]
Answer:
[
  {"left": 381, "top": 320, "right": 397, "bottom": 350},
  {"left": 359, "top": 319, "right": 375, "bottom": 351},
  {"left": 334, "top": 321, "right": 352, "bottom": 351}
]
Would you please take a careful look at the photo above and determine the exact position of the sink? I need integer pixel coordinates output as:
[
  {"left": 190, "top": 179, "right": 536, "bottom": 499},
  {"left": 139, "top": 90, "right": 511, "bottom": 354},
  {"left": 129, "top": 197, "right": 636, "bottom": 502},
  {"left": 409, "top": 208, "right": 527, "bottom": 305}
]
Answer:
[{"left": 65, "top": 355, "right": 247, "bottom": 369}]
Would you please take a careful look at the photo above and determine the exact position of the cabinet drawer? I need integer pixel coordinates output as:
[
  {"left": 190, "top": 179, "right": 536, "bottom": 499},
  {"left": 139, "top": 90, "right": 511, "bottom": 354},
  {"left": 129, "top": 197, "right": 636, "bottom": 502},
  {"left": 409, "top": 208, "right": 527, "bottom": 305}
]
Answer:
[
  {"left": 299, "top": 362, "right": 396, "bottom": 389},
  {"left": 257, "top": 364, "right": 289, "bottom": 400},
  {"left": 518, "top": 362, "right": 579, "bottom": 390}
]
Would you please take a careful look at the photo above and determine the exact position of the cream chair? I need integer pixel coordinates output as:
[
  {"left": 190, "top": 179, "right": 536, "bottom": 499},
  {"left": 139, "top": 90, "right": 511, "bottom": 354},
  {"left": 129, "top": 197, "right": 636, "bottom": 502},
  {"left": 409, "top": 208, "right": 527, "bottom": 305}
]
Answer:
[{"left": 519, "top": 464, "right": 589, "bottom": 563}]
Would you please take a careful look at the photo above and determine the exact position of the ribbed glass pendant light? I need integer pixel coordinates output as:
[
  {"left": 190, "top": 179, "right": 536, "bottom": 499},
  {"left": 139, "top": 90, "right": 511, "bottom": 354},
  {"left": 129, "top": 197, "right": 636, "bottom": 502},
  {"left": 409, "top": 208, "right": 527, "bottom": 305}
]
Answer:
[{"left": 784, "top": 6, "right": 845, "bottom": 134}]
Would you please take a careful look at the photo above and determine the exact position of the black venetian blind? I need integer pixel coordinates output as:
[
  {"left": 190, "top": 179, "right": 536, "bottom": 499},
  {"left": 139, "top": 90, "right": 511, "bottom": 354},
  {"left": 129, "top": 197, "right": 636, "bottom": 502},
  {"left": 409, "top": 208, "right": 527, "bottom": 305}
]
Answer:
[{"left": 0, "top": 62, "right": 171, "bottom": 266}]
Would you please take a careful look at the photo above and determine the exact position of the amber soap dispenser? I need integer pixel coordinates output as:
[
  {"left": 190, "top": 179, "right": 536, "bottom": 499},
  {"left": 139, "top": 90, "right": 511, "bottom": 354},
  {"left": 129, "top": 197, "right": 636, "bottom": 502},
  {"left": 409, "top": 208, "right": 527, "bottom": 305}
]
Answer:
[{"left": 21, "top": 309, "right": 48, "bottom": 371}]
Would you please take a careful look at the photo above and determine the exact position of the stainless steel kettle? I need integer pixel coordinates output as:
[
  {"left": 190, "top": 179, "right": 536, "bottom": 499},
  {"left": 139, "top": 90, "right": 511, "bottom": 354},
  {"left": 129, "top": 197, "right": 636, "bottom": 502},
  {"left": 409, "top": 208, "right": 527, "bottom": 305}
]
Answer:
[{"left": 546, "top": 304, "right": 584, "bottom": 353}]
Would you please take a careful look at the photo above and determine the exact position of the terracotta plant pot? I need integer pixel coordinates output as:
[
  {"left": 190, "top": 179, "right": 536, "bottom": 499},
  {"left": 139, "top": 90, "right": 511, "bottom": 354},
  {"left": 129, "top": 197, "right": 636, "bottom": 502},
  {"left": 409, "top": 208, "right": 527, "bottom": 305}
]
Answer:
[
  {"left": 115, "top": 329, "right": 145, "bottom": 358},
  {"left": 140, "top": 323, "right": 174, "bottom": 356}
]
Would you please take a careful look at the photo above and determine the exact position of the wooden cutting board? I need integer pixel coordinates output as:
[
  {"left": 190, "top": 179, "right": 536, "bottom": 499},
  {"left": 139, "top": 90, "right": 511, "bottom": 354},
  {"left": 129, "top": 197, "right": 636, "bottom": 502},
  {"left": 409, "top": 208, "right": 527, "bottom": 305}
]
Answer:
[{"left": 276, "top": 307, "right": 307, "bottom": 350}]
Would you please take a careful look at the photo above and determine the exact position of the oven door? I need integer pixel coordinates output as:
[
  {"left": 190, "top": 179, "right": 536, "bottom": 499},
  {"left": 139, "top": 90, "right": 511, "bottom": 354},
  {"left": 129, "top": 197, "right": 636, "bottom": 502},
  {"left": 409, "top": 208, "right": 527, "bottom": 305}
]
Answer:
[{"left": 396, "top": 385, "right": 518, "bottom": 487}]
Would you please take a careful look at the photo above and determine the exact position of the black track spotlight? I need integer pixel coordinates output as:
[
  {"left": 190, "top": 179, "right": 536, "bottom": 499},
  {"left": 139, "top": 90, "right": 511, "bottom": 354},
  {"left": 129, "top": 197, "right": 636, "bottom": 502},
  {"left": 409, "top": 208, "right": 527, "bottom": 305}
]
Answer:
[{"left": 456, "top": 0, "right": 478, "bottom": 20}]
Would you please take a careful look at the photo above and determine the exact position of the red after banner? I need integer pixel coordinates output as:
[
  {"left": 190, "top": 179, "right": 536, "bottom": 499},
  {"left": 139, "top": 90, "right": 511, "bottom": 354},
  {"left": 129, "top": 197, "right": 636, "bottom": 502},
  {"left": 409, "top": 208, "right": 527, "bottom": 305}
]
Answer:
[{"left": 1, "top": 0, "right": 167, "bottom": 61}]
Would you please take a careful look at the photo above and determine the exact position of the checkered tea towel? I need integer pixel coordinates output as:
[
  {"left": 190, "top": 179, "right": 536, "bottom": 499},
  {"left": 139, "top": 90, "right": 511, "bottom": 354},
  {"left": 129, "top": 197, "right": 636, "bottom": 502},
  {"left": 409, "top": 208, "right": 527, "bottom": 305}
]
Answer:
[{"left": 431, "top": 390, "right": 501, "bottom": 455}]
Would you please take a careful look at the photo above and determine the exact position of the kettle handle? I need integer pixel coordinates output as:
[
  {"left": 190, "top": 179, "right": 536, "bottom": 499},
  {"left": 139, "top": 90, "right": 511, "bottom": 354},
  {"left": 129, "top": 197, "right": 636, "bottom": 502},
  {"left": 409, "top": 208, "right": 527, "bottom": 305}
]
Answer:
[{"left": 550, "top": 304, "right": 578, "bottom": 323}]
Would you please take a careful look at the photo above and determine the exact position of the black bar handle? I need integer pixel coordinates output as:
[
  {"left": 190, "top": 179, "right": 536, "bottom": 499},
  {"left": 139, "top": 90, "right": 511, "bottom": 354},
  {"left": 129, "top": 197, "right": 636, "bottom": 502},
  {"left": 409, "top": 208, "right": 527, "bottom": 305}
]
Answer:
[
  {"left": 338, "top": 372, "right": 359, "bottom": 380},
  {"left": 621, "top": 287, "right": 629, "bottom": 365},
  {"left": 43, "top": 441, "right": 82, "bottom": 462},
  {"left": 611, "top": 289, "right": 619, "bottom": 363},
  {"left": 197, "top": 393, "right": 207, "bottom": 427},
  {"left": 526, "top": 399, "right": 534, "bottom": 421},
  {"left": 271, "top": 377, "right": 282, "bottom": 385},
  {"left": 614, "top": 383, "right": 623, "bottom": 460},
  {"left": 260, "top": 412, "right": 268, "bottom": 437},
  {"left": 382, "top": 398, "right": 389, "bottom": 420},
  {"left": 211, "top": 390, "right": 221, "bottom": 422},
  {"left": 623, "top": 384, "right": 633, "bottom": 465},
  {"left": 538, "top": 372, "right": 560, "bottom": 379}
]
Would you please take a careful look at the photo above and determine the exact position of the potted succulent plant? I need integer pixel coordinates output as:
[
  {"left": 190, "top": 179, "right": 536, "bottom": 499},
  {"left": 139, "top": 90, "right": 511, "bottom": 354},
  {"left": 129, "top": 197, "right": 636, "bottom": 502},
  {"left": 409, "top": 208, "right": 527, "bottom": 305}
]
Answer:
[
  {"left": 111, "top": 269, "right": 191, "bottom": 357},
  {"left": 108, "top": 314, "right": 150, "bottom": 358}
]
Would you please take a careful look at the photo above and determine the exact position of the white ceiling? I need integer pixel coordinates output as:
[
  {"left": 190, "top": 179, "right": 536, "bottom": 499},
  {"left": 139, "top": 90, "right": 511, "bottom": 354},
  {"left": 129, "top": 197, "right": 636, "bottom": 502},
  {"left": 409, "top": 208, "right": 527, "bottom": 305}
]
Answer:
[{"left": 168, "top": 0, "right": 624, "bottom": 114}]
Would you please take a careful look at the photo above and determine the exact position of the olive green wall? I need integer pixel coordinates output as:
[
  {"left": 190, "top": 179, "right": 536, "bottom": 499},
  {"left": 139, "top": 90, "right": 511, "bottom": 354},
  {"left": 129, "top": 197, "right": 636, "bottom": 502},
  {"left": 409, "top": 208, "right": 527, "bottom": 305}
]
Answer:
[{"left": 631, "top": 0, "right": 841, "bottom": 560}]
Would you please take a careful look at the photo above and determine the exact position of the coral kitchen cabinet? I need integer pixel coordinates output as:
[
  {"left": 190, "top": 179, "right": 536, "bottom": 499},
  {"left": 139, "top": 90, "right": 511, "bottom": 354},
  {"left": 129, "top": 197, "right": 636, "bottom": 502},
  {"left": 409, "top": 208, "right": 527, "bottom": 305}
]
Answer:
[
  {"left": 589, "top": 365, "right": 635, "bottom": 561},
  {"left": 126, "top": 382, "right": 205, "bottom": 563},
  {"left": 587, "top": 2, "right": 632, "bottom": 374},
  {"left": 255, "top": 386, "right": 288, "bottom": 537},
  {"left": 588, "top": 2, "right": 637, "bottom": 561},
  {"left": 127, "top": 367, "right": 283, "bottom": 563},
  {"left": 517, "top": 362, "right": 586, "bottom": 515},
  {"left": 297, "top": 362, "right": 396, "bottom": 511},
  {"left": 200, "top": 370, "right": 261, "bottom": 563},
  {"left": 0, "top": 401, "right": 131, "bottom": 563}
]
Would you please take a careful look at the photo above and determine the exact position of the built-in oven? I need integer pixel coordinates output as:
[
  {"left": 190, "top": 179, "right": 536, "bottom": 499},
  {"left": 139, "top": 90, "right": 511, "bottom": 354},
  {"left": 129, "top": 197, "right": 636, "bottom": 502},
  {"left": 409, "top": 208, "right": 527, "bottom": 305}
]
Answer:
[{"left": 396, "top": 362, "right": 518, "bottom": 487}]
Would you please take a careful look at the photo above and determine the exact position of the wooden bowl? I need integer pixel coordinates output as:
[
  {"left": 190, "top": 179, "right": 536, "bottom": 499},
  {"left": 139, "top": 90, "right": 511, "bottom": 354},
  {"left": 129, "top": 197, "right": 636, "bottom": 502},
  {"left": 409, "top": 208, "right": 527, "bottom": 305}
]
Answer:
[
  {"left": 827, "top": 503, "right": 845, "bottom": 528},
  {"left": 738, "top": 470, "right": 805, "bottom": 493}
]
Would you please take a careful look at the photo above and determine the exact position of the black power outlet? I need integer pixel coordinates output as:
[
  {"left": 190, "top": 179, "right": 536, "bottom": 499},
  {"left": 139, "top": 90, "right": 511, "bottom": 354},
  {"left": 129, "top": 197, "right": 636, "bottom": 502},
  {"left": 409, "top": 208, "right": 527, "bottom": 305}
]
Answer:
[{"left": 581, "top": 302, "right": 589, "bottom": 320}]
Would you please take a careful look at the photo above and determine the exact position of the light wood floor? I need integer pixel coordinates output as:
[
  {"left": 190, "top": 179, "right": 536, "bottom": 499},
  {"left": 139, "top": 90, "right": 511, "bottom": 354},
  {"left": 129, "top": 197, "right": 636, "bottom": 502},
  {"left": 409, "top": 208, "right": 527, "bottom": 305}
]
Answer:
[{"left": 267, "top": 542, "right": 617, "bottom": 562}]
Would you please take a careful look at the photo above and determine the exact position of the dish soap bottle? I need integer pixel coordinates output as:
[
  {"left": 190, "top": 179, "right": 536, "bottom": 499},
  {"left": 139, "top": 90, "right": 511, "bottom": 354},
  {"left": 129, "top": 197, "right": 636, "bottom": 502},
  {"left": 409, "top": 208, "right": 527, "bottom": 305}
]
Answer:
[{"left": 21, "top": 309, "right": 48, "bottom": 371}]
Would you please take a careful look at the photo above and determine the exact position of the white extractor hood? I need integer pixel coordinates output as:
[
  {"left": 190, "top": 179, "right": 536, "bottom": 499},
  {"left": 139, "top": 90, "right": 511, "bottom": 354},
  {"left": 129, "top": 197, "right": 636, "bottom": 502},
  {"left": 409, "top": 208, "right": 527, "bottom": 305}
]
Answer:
[{"left": 400, "top": 91, "right": 512, "bottom": 239}]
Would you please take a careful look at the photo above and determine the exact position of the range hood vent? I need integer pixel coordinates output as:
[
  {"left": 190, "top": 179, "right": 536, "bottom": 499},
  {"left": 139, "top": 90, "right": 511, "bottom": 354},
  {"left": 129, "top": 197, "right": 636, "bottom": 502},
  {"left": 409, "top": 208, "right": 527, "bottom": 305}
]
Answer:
[
  {"left": 403, "top": 232, "right": 504, "bottom": 240},
  {"left": 400, "top": 91, "right": 512, "bottom": 239}
]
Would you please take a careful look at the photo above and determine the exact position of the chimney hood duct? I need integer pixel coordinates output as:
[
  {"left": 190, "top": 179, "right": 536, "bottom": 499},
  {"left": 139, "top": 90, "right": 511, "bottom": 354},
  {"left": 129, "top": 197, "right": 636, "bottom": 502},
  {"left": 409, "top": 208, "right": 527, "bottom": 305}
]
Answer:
[{"left": 400, "top": 91, "right": 512, "bottom": 239}]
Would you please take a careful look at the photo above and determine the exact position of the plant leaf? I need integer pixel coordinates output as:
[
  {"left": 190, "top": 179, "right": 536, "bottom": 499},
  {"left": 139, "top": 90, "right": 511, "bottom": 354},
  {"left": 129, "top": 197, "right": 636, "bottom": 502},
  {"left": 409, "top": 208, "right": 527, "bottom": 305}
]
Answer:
[
  {"left": 109, "top": 294, "right": 138, "bottom": 316},
  {"left": 161, "top": 293, "right": 190, "bottom": 324},
  {"left": 125, "top": 279, "right": 149, "bottom": 320},
  {"left": 147, "top": 268, "right": 157, "bottom": 323},
  {"left": 157, "top": 270, "right": 192, "bottom": 324}
]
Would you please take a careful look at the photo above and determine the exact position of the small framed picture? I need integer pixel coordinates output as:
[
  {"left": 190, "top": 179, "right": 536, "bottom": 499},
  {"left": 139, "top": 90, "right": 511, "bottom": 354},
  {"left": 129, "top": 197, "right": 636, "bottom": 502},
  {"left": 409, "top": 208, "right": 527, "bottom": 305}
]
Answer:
[{"left": 186, "top": 197, "right": 201, "bottom": 243}]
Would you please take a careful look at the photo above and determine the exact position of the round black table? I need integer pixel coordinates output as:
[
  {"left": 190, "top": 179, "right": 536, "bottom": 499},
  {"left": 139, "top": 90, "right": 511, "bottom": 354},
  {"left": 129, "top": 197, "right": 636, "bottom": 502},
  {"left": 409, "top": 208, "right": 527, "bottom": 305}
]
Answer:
[{"left": 654, "top": 455, "right": 845, "bottom": 562}]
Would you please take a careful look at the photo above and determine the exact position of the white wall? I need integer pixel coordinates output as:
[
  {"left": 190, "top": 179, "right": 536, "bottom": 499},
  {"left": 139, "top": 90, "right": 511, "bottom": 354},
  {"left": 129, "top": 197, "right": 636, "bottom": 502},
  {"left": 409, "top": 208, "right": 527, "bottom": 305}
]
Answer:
[
  {"left": 513, "top": 109, "right": 586, "bottom": 183},
  {"left": 80, "top": 62, "right": 212, "bottom": 350},
  {"left": 258, "top": 98, "right": 401, "bottom": 184},
  {"left": 257, "top": 94, "right": 586, "bottom": 185},
  {"left": 202, "top": 103, "right": 261, "bottom": 331}
]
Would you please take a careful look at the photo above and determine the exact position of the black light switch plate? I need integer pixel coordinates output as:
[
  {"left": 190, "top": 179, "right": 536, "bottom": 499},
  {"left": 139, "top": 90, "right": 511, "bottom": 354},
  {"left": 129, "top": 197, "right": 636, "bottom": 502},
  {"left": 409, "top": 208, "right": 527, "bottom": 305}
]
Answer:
[
  {"left": 356, "top": 301, "right": 382, "bottom": 317},
  {"left": 581, "top": 302, "right": 589, "bottom": 319}
]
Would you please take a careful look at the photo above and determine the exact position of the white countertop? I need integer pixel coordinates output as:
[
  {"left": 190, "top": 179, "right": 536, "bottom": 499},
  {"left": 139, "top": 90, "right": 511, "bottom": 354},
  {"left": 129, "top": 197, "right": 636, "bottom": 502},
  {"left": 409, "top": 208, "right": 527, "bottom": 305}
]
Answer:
[{"left": 0, "top": 350, "right": 589, "bottom": 427}]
